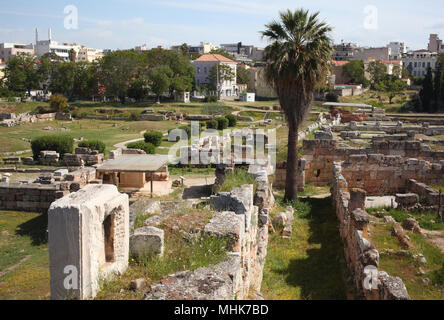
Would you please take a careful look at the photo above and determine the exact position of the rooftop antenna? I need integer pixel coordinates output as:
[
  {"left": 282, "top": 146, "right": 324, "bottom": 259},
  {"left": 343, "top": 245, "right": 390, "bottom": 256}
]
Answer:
[{"left": 48, "top": 28, "right": 52, "bottom": 41}]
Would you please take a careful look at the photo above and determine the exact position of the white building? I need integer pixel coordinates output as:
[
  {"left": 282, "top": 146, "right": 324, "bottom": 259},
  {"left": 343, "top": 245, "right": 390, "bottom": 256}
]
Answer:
[
  {"left": 387, "top": 42, "right": 407, "bottom": 60},
  {"left": 220, "top": 42, "right": 265, "bottom": 61},
  {"left": 34, "top": 28, "right": 103, "bottom": 62},
  {"left": 34, "top": 28, "right": 75, "bottom": 61},
  {"left": 191, "top": 54, "right": 238, "bottom": 97},
  {"left": 402, "top": 50, "right": 438, "bottom": 77}
]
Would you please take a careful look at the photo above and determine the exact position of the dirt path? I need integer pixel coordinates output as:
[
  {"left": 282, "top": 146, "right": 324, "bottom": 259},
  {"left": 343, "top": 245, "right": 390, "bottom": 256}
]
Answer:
[{"left": 0, "top": 255, "right": 32, "bottom": 278}]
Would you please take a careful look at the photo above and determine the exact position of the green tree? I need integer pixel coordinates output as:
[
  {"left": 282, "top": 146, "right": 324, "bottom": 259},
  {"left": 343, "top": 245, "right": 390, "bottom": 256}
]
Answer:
[
  {"left": 209, "top": 49, "right": 232, "bottom": 59},
  {"left": 374, "top": 75, "right": 407, "bottom": 104},
  {"left": 5, "top": 53, "right": 48, "bottom": 95},
  {"left": 145, "top": 49, "right": 194, "bottom": 95},
  {"left": 98, "top": 50, "right": 144, "bottom": 104},
  {"left": 49, "top": 94, "right": 68, "bottom": 112},
  {"left": 420, "top": 67, "right": 434, "bottom": 112},
  {"left": 207, "top": 64, "right": 235, "bottom": 94},
  {"left": 367, "top": 60, "right": 387, "bottom": 87},
  {"left": 393, "top": 65, "right": 409, "bottom": 79},
  {"left": 237, "top": 65, "right": 251, "bottom": 86},
  {"left": 149, "top": 66, "right": 172, "bottom": 103},
  {"left": 342, "top": 60, "right": 369, "bottom": 87},
  {"left": 261, "top": 9, "right": 333, "bottom": 201}
]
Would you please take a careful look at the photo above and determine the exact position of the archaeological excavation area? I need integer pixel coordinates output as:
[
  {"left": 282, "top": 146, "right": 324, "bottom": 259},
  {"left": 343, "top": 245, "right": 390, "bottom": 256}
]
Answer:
[{"left": 0, "top": 105, "right": 443, "bottom": 301}]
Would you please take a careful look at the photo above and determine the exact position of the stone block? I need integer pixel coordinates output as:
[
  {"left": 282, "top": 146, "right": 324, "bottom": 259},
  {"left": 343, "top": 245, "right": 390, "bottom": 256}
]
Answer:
[
  {"left": 48, "top": 184, "right": 129, "bottom": 300},
  {"left": 130, "top": 226, "right": 164, "bottom": 259}
]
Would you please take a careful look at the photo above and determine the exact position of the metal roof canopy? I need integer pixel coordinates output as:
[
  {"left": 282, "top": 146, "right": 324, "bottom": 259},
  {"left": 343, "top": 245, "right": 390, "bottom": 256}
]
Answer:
[
  {"left": 323, "top": 102, "right": 373, "bottom": 109},
  {"left": 96, "top": 155, "right": 170, "bottom": 172}
]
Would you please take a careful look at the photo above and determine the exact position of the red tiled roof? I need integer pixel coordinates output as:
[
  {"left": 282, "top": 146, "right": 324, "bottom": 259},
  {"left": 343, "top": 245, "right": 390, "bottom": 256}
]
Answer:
[
  {"left": 194, "top": 54, "right": 236, "bottom": 63},
  {"left": 332, "top": 60, "right": 349, "bottom": 67}
]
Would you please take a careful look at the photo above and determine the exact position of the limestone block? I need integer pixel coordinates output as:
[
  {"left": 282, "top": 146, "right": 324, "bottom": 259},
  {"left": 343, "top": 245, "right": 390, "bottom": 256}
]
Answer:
[
  {"left": 48, "top": 184, "right": 129, "bottom": 300},
  {"left": 130, "top": 226, "right": 164, "bottom": 259}
]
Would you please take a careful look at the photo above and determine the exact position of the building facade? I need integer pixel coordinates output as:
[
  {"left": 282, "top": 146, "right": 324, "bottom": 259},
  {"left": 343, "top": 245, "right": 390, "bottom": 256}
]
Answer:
[
  {"left": 0, "top": 43, "right": 35, "bottom": 62},
  {"left": 428, "top": 34, "right": 444, "bottom": 54},
  {"left": 387, "top": 42, "right": 407, "bottom": 60},
  {"left": 191, "top": 54, "right": 238, "bottom": 97},
  {"left": 402, "top": 50, "right": 438, "bottom": 77}
]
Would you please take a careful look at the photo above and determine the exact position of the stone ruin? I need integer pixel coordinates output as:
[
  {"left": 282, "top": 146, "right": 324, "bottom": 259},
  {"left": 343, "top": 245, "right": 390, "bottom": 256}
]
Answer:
[
  {"left": 48, "top": 184, "right": 129, "bottom": 300},
  {"left": 331, "top": 166, "right": 410, "bottom": 300}
]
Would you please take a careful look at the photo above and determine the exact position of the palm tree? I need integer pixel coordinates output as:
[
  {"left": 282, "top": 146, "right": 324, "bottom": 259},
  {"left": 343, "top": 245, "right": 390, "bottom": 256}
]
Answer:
[{"left": 261, "top": 9, "right": 333, "bottom": 202}]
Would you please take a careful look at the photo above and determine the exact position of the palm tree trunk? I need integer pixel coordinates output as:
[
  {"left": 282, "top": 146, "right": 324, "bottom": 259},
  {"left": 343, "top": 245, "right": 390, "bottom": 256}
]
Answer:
[{"left": 284, "top": 118, "right": 299, "bottom": 202}]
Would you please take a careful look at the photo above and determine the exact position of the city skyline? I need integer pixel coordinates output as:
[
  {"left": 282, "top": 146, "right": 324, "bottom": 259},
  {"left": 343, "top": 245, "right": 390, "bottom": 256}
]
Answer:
[{"left": 0, "top": 0, "right": 444, "bottom": 51}]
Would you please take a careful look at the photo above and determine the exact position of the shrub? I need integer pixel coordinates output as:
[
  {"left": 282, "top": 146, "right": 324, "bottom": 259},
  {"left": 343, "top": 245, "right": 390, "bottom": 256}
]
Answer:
[
  {"left": 225, "top": 114, "right": 237, "bottom": 127},
  {"left": 50, "top": 94, "right": 68, "bottom": 112},
  {"left": 144, "top": 131, "right": 163, "bottom": 147},
  {"left": 204, "top": 95, "right": 218, "bottom": 103},
  {"left": 214, "top": 169, "right": 256, "bottom": 193},
  {"left": 325, "top": 92, "right": 339, "bottom": 102},
  {"left": 126, "top": 141, "right": 155, "bottom": 154},
  {"left": 78, "top": 140, "right": 106, "bottom": 153},
  {"left": 31, "top": 135, "right": 74, "bottom": 159},
  {"left": 215, "top": 117, "right": 229, "bottom": 130},
  {"left": 206, "top": 119, "right": 218, "bottom": 129}
]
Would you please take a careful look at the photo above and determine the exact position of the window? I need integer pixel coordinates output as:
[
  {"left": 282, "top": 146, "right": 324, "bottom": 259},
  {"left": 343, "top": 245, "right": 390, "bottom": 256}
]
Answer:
[
  {"left": 204, "top": 67, "right": 207, "bottom": 73},
  {"left": 197, "top": 67, "right": 200, "bottom": 74}
]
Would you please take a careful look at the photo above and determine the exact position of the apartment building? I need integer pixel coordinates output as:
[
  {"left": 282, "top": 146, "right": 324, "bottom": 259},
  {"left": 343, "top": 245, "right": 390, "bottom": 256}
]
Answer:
[
  {"left": 387, "top": 42, "right": 407, "bottom": 60},
  {"left": 220, "top": 42, "right": 265, "bottom": 61},
  {"left": 402, "top": 50, "right": 439, "bottom": 77},
  {"left": 0, "top": 43, "right": 35, "bottom": 62}
]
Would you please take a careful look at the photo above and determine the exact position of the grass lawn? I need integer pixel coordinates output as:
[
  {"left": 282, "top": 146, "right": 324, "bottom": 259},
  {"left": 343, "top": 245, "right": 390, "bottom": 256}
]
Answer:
[
  {"left": 0, "top": 210, "right": 49, "bottom": 300},
  {"left": 262, "top": 196, "right": 350, "bottom": 300},
  {"left": 370, "top": 222, "right": 444, "bottom": 299},
  {"left": 0, "top": 119, "right": 177, "bottom": 155}
]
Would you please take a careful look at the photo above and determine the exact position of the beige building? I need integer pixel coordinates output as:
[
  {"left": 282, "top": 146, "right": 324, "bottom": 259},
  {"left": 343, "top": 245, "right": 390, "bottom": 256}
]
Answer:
[
  {"left": 0, "top": 43, "right": 35, "bottom": 62},
  {"left": 428, "top": 34, "right": 444, "bottom": 54},
  {"left": 0, "top": 61, "right": 6, "bottom": 81}
]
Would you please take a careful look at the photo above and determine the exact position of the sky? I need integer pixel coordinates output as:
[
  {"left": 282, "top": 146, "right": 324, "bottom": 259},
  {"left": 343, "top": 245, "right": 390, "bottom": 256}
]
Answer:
[{"left": 0, "top": 0, "right": 443, "bottom": 51}]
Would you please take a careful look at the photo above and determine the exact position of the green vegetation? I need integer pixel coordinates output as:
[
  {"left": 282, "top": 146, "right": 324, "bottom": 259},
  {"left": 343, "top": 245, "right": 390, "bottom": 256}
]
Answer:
[
  {"left": 225, "top": 114, "right": 237, "bottom": 127},
  {"left": 169, "top": 166, "right": 215, "bottom": 177},
  {"left": 0, "top": 211, "right": 49, "bottom": 300},
  {"left": 78, "top": 140, "right": 106, "bottom": 153},
  {"left": 126, "top": 141, "right": 155, "bottom": 154},
  {"left": 200, "top": 104, "right": 231, "bottom": 115},
  {"left": 342, "top": 60, "right": 370, "bottom": 88},
  {"left": 143, "top": 131, "right": 163, "bottom": 147},
  {"left": 205, "top": 119, "right": 218, "bottom": 130},
  {"left": 96, "top": 211, "right": 227, "bottom": 300},
  {"left": 262, "top": 197, "right": 349, "bottom": 300},
  {"left": 30, "top": 135, "right": 74, "bottom": 159},
  {"left": 215, "top": 117, "right": 229, "bottom": 130},
  {"left": 368, "top": 207, "right": 444, "bottom": 231},
  {"left": 49, "top": 94, "right": 68, "bottom": 112},
  {"left": 370, "top": 222, "right": 444, "bottom": 299},
  {"left": 214, "top": 168, "right": 255, "bottom": 193}
]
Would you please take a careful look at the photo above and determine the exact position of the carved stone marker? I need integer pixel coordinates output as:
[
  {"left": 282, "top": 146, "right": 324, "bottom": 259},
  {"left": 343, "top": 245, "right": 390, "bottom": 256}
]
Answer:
[{"left": 48, "top": 184, "right": 129, "bottom": 300}]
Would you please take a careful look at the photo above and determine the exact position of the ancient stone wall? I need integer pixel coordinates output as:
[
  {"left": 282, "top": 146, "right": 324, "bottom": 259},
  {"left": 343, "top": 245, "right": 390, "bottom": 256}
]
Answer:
[
  {"left": 273, "top": 160, "right": 305, "bottom": 191},
  {"left": 340, "top": 155, "right": 444, "bottom": 195},
  {"left": 303, "top": 138, "right": 444, "bottom": 186},
  {"left": 0, "top": 182, "right": 69, "bottom": 212},
  {"left": 144, "top": 168, "right": 274, "bottom": 300},
  {"left": 331, "top": 162, "right": 410, "bottom": 300}
]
